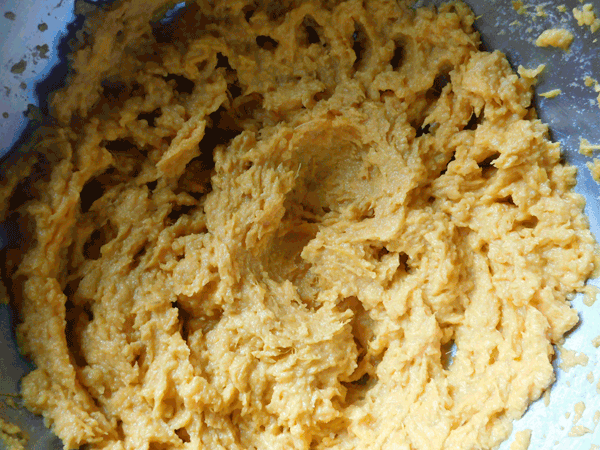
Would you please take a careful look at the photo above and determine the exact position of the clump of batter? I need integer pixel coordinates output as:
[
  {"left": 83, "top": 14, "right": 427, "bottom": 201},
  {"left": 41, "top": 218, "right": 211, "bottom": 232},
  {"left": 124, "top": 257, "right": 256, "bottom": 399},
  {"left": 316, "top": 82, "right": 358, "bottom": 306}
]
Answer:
[
  {"left": 535, "top": 28, "right": 574, "bottom": 50},
  {"left": 2, "top": 1, "right": 598, "bottom": 449}
]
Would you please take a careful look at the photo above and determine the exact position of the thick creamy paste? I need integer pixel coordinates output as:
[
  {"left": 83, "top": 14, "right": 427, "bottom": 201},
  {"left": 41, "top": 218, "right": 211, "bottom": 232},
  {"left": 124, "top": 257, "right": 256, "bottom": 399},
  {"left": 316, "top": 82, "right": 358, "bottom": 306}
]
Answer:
[{"left": 3, "top": 1, "right": 598, "bottom": 449}]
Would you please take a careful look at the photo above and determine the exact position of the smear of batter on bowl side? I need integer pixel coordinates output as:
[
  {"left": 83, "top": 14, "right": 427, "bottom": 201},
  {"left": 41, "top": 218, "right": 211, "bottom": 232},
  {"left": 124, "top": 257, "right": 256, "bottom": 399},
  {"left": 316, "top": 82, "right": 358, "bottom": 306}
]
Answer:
[{"left": 1, "top": 0, "right": 599, "bottom": 449}]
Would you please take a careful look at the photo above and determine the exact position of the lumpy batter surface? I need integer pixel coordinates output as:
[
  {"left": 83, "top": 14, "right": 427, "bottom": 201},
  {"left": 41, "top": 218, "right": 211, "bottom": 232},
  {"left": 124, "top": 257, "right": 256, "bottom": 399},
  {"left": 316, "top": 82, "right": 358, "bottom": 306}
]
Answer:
[{"left": 3, "top": 1, "right": 598, "bottom": 449}]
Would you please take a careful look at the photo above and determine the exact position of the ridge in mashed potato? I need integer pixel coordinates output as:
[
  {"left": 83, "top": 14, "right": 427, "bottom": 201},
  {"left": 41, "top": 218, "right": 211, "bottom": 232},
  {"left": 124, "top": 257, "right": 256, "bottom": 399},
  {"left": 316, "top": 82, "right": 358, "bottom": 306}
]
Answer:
[{"left": 0, "top": 1, "right": 597, "bottom": 449}]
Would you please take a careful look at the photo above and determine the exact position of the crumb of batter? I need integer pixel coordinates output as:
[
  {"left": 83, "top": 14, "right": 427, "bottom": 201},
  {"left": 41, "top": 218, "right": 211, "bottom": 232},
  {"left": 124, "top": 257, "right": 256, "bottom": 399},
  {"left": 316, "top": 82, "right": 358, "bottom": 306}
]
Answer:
[
  {"left": 34, "top": 44, "right": 49, "bottom": 59},
  {"left": 580, "top": 137, "right": 600, "bottom": 156},
  {"left": 3, "top": 397, "right": 19, "bottom": 409},
  {"left": 535, "top": 28, "right": 574, "bottom": 49},
  {"left": 593, "top": 336, "right": 600, "bottom": 347},
  {"left": 509, "top": 429, "right": 532, "bottom": 450},
  {"left": 0, "top": 283, "right": 8, "bottom": 304},
  {"left": 585, "top": 76, "right": 599, "bottom": 87},
  {"left": 587, "top": 371, "right": 594, "bottom": 383},
  {"left": 0, "top": 418, "right": 28, "bottom": 450},
  {"left": 586, "top": 159, "right": 600, "bottom": 183},
  {"left": 9, "top": 60, "right": 26, "bottom": 75},
  {"left": 558, "top": 5, "right": 567, "bottom": 13},
  {"left": 573, "top": 401, "right": 586, "bottom": 424},
  {"left": 594, "top": 411, "right": 600, "bottom": 427},
  {"left": 569, "top": 425, "right": 592, "bottom": 437},
  {"left": 558, "top": 347, "right": 589, "bottom": 371},
  {"left": 543, "top": 388, "right": 551, "bottom": 406},
  {"left": 536, "top": 5, "right": 547, "bottom": 18},
  {"left": 582, "top": 284, "right": 599, "bottom": 306},
  {"left": 539, "top": 89, "right": 561, "bottom": 98},
  {"left": 518, "top": 64, "right": 546, "bottom": 83},
  {"left": 512, "top": 1, "right": 529, "bottom": 15},
  {"left": 573, "top": 4, "right": 600, "bottom": 33},
  {"left": 2, "top": 1, "right": 599, "bottom": 449},
  {"left": 584, "top": 76, "right": 600, "bottom": 109},
  {"left": 593, "top": 444, "right": 600, "bottom": 450}
]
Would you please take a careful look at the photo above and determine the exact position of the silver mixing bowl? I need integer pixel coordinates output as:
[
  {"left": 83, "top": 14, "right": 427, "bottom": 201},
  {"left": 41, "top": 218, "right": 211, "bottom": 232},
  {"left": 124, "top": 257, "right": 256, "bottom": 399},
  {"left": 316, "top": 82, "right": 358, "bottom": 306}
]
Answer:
[{"left": 0, "top": 0, "right": 599, "bottom": 448}]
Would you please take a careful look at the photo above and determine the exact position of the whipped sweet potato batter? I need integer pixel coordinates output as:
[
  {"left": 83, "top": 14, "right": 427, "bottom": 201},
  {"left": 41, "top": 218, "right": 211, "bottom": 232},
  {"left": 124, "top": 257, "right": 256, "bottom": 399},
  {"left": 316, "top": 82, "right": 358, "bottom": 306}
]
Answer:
[{"left": 5, "top": 0, "right": 598, "bottom": 449}]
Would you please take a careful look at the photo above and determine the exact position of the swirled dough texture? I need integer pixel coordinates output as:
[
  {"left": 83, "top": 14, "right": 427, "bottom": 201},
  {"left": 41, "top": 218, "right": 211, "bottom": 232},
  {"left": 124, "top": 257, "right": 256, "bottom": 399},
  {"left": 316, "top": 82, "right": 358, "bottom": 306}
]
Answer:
[{"left": 7, "top": 0, "right": 598, "bottom": 449}]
